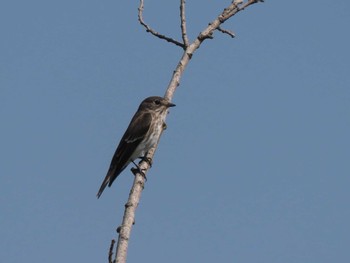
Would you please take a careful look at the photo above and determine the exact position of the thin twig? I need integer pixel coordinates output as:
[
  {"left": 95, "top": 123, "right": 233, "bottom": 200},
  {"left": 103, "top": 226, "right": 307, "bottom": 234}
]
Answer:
[
  {"left": 242, "top": 0, "right": 264, "bottom": 10},
  {"left": 180, "top": 0, "right": 189, "bottom": 47},
  {"left": 218, "top": 26, "right": 235, "bottom": 38},
  {"left": 108, "top": 239, "right": 115, "bottom": 263},
  {"left": 138, "top": 0, "right": 185, "bottom": 48}
]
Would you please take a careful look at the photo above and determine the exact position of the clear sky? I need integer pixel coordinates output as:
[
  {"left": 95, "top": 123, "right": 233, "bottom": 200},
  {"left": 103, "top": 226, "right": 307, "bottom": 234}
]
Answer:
[{"left": 1, "top": 1, "right": 349, "bottom": 262}]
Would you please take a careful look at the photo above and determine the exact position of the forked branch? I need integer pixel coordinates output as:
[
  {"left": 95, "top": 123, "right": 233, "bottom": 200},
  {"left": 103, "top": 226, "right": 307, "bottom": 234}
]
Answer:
[
  {"left": 138, "top": 0, "right": 185, "bottom": 48},
  {"left": 112, "top": 1, "right": 264, "bottom": 263}
]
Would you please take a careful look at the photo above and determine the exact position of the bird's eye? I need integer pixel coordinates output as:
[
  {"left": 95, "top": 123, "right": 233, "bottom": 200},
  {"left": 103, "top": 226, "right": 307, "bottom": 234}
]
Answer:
[{"left": 154, "top": 99, "right": 161, "bottom": 105}]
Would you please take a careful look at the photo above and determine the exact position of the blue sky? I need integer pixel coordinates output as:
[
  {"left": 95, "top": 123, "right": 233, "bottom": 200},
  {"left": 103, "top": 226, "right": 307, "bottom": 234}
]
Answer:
[{"left": 1, "top": 1, "right": 349, "bottom": 262}]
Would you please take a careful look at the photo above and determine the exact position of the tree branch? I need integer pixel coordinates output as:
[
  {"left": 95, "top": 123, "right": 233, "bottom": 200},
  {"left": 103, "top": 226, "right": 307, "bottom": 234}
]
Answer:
[
  {"left": 111, "top": 1, "right": 264, "bottom": 262},
  {"left": 138, "top": 0, "right": 185, "bottom": 48},
  {"left": 218, "top": 26, "right": 235, "bottom": 38},
  {"left": 180, "top": 0, "right": 189, "bottom": 48},
  {"left": 108, "top": 239, "right": 115, "bottom": 263},
  {"left": 165, "top": 0, "right": 254, "bottom": 99},
  {"left": 114, "top": 170, "right": 145, "bottom": 263}
]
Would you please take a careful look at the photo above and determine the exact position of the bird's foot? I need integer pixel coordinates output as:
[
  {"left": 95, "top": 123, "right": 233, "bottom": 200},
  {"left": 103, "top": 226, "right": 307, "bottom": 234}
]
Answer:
[
  {"left": 141, "top": 156, "right": 153, "bottom": 167},
  {"left": 131, "top": 161, "right": 147, "bottom": 181}
]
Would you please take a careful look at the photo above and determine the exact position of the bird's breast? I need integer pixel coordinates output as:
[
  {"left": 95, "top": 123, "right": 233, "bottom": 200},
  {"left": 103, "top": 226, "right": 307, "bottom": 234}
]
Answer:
[{"left": 131, "top": 113, "right": 165, "bottom": 159}]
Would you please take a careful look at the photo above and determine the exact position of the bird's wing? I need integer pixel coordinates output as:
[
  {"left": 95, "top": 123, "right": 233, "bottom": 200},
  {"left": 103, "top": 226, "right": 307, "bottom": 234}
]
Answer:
[
  {"left": 96, "top": 112, "right": 152, "bottom": 198},
  {"left": 123, "top": 111, "right": 153, "bottom": 144}
]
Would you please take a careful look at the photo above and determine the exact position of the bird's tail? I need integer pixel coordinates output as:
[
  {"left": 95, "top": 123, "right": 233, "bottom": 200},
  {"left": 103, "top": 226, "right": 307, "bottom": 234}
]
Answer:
[
  {"left": 96, "top": 175, "right": 110, "bottom": 199},
  {"left": 96, "top": 161, "right": 130, "bottom": 198}
]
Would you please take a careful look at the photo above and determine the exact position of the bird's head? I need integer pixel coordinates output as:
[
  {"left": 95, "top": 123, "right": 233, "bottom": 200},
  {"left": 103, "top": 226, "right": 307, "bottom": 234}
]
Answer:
[{"left": 139, "top": 96, "right": 176, "bottom": 112}]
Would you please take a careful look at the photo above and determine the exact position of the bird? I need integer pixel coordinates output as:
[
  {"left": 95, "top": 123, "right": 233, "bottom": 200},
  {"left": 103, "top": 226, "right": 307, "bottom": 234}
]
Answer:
[{"left": 97, "top": 96, "right": 175, "bottom": 198}]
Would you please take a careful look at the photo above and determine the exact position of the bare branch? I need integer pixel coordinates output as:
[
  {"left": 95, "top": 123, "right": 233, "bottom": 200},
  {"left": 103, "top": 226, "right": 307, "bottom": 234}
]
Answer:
[
  {"left": 165, "top": 0, "right": 263, "bottom": 99},
  {"left": 114, "top": 169, "right": 146, "bottom": 263},
  {"left": 138, "top": 0, "right": 185, "bottom": 48},
  {"left": 108, "top": 240, "right": 115, "bottom": 263},
  {"left": 110, "top": 1, "right": 264, "bottom": 262},
  {"left": 218, "top": 26, "right": 235, "bottom": 38},
  {"left": 241, "top": 0, "right": 264, "bottom": 10},
  {"left": 180, "top": 0, "right": 189, "bottom": 47}
]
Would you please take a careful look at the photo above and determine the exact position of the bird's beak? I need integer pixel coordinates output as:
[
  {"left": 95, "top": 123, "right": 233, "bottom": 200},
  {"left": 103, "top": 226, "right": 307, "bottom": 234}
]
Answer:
[{"left": 166, "top": 101, "right": 176, "bottom": 107}]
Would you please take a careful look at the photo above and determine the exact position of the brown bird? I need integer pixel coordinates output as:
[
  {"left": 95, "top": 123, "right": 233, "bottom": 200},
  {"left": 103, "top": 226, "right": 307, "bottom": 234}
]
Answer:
[{"left": 97, "top": 96, "right": 175, "bottom": 198}]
